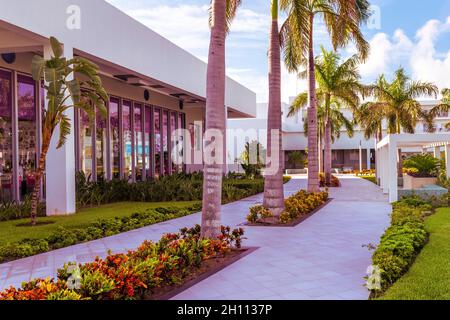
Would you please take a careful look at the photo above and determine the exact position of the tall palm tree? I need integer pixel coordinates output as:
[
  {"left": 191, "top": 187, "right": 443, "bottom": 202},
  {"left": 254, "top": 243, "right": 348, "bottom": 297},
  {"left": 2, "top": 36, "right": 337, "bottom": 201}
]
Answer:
[
  {"left": 289, "top": 93, "right": 355, "bottom": 180},
  {"left": 430, "top": 88, "right": 450, "bottom": 129},
  {"left": 263, "top": 0, "right": 285, "bottom": 219},
  {"left": 31, "top": 37, "right": 108, "bottom": 226},
  {"left": 280, "top": 0, "right": 370, "bottom": 192},
  {"left": 361, "top": 68, "right": 438, "bottom": 175},
  {"left": 296, "top": 47, "right": 363, "bottom": 184},
  {"left": 201, "top": 0, "right": 241, "bottom": 238}
]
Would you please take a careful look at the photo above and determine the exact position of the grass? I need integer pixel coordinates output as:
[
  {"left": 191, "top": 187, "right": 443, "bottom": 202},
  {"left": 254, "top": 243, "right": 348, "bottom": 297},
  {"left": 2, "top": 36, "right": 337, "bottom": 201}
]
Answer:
[
  {"left": 379, "top": 207, "right": 450, "bottom": 300},
  {"left": 0, "top": 201, "right": 200, "bottom": 246},
  {"left": 360, "top": 175, "right": 377, "bottom": 185}
]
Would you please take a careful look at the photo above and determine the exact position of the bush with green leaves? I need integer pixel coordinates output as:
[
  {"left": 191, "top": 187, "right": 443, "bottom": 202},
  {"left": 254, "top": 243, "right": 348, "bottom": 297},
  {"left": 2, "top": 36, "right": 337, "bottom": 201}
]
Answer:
[
  {"left": 403, "top": 154, "right": 440, "bottom": 177},
  {"left": 369, "top": 197, "right": 432, "bottom": 296},
  {"left": 0, "top": 204, "right": 201, "bottom": 263},
  {"left": 0, "top": 197, "right": 46, "bottom": 222}
]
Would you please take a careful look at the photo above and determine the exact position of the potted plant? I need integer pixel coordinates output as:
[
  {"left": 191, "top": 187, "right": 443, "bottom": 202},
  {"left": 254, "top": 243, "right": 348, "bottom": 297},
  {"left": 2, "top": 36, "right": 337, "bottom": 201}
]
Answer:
[{"left": 402, "top": 154, "right": 440, "bottom": 189}]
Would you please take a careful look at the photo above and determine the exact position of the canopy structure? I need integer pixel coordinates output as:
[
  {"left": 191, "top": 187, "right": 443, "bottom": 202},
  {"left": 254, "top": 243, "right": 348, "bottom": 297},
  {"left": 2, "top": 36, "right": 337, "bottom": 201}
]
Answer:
[{"left": 376, "top": 134, "right": 450, "bottom": 203}]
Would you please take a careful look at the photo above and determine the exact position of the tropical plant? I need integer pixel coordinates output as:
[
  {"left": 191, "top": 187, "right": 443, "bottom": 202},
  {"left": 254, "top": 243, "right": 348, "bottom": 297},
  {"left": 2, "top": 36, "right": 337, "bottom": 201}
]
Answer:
[
  {"left": 403, "top": 154, "right": 440, "bottom": 177},
  {"left": 240, "top": 141, "right": 265, "bottom": 178},
  {"left": 288, "top": 47, "right": 361, "bottom": 184},
  {"left": 280, "top": 0, "right": 370, "bottom": 192},
  {"left": 201, "top": 0, "right": 242, "bottom": 238},
  {"left": 287, "top": 151, "right": 306, "bottom": 169},
  {"left": 263, "top": 0, "right": 285, "bottom": 219},
  {"left": 30, "top": 37, "right": 108, "bottom": 226},
  {"left": 430, "top": 88, "right": 450, "bottom": 129},
  {"left": 358, "top": 68, "right": 439, "bottom": 176}
]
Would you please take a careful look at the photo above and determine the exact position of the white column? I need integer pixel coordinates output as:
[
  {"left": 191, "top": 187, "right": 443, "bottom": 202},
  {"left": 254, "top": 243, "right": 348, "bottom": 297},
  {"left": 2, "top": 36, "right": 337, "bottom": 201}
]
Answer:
[
  {"left": 45, "top": 44, "right": 76, "bottom": 216},
  {"left": 434, "top": 146, "right": 441, "bottom": 159},
  {"left": 381, "top": 147, "right": 388, "bottom": 193},
  {"left": 359, "top": 142, "right": 363, "bottom": 172},
  {"left": 445, "top": 144, "right": 450, "bottom": 179},
  {"left": 388, "top": 142, "right": 398, "bottom": 203},
  {"left": 366, "top": 148, "right": 371, "bottom": 170}
]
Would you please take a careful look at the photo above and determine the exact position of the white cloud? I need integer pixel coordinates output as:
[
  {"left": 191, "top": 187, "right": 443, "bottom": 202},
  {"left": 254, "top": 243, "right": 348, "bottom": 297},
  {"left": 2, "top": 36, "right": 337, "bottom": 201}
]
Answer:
[{"left": 357, "top": 16, "right": 450, "bottom": 91}]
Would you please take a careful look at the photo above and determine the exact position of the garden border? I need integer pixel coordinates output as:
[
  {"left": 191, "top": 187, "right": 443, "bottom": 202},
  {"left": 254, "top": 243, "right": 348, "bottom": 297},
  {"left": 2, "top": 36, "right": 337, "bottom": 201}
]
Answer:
[
  {"left": 240, "top": 198, "right": 333, "bottom": 228},
  {"left": 153, "top": 246, "right": 259, "bottom": 300}
]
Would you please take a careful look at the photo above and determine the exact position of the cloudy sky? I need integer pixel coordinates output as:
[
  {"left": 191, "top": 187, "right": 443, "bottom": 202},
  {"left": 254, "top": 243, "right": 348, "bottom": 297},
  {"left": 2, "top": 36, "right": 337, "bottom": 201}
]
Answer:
[{"left": 105, "top": 0, "right": 450, "bottom": 103}]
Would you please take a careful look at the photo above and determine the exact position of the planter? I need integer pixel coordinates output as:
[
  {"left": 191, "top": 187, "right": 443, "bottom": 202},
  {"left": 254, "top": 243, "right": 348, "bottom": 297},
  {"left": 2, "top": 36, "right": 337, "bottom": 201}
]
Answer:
[{"left": 403, "top": 174, "right": 437, "bottom": 190}]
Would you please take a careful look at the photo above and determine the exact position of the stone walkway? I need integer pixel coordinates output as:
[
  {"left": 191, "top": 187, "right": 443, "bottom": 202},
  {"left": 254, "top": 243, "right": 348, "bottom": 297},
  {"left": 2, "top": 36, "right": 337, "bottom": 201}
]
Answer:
[{"left": 0, "top": 176, "right": 390, "bottom": 300}]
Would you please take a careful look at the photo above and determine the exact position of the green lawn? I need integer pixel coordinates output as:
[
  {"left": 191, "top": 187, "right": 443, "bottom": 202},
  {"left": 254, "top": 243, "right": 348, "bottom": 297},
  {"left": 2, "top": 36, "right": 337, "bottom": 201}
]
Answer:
[
  {"left": 361, "top": 175, "right": 377, "bottom": 185},
  {"left": 0, "top": 201, "right": 200, "bottom": 246},
  {"left": 379, "top": 207, "right": 450, "bottom": 300}
]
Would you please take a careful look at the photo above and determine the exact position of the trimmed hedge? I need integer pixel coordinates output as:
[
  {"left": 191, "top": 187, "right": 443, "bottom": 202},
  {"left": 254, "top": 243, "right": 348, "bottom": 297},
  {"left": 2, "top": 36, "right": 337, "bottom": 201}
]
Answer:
[
  {"left": 369, "top": 198, "right": 433, "bottom": 296},
  {"left": 0, "top": 204, "right": 201, "bottom": 263}
]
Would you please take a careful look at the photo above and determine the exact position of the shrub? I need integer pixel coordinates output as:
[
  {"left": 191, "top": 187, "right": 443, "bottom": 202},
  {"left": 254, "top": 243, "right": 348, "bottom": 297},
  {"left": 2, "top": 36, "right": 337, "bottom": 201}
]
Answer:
[
  {"left": 248, "top": 189, "right": 329, "bottom": 224},
  {"left": 319, "top": 173, "right": 340, "bottom": 187},
  {"left": 403, "top": 154, "right": 440, "bottom": 177},
  {"left": 369, "top": 198, "right": 432, "bottom": 295},
  {"left": 0, "top": 197, "right": 46, "bottom": 222},
  {"left": 0, "top": 225, "right": 245, "bottom": 300},
  {"left": 0, "top": 204, "right": 202, "bottom": 263}
]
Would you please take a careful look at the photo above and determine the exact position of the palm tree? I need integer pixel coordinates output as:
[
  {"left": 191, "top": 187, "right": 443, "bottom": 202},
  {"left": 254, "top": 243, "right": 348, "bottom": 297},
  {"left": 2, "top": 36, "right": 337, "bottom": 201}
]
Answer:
[
  {"left": 430, "top": 89, "right": 450, "bottom": 129},
  {"left": 361, "top": 68, "right": 439, "bottom": 175},
  {"left": 289, "top": 93, "right": 354, "bottom": 180},
  {"left": 30, "top": 37, "right": 108, "bottom": 226},
  {"left": 280, "top": 0, "right": 370, "bottom": 192},
  {"left": 295, "top": 47, "right": 362, "bottom": 185},
  {"left": 201, "top": 0, "right": 241, "bottom": 238},
  {"left": 263, "top": 0, "right": 285, "bottom": 219}
]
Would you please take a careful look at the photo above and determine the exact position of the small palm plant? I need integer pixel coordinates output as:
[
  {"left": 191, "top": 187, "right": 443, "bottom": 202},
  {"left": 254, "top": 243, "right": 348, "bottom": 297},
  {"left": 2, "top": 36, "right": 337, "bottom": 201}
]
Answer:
[{"left": 30, "top": 37, "right": 108, "bottom": 226}]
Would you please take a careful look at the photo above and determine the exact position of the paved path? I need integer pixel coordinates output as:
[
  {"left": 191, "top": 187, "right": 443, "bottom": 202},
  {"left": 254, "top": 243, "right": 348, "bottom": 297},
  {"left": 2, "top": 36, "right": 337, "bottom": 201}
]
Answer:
[{"left": 0, "top": 176, "right": 390, "bottom": 300}]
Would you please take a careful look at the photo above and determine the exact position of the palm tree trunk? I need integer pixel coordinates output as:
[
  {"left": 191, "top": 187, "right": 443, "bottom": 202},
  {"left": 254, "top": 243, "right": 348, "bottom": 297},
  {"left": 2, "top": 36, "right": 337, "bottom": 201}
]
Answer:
[
  {"left": 324, "top": 94, "right": 332, "bottom": 186},
  {"left": 263, "top": 0, "right": 285, "bottom": 219},
  {"left": 306, "top": 14, "right": 319, "bottom": 192},
  {"left": 30, "top": 139, "right": 50, "bottom": 226},
  {"left": 318, "top": 135, "right": 322, "bottom": 173},
  {"left": 201, "top": 0, "right": 226, "bottom": 238}
]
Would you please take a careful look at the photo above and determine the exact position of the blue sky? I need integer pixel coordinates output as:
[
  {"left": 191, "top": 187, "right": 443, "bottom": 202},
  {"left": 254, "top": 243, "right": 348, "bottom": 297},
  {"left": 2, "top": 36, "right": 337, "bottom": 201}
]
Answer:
[{"left": 106, "top": 0, "right": 450, "bottom": 102}]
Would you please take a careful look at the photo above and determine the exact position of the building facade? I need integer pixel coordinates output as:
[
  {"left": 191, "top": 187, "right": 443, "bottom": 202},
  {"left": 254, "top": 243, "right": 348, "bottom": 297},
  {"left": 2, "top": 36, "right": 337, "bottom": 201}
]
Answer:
[
  {"left": 228, "top": 99, "right": 447, "bottom": 173},
  {"left": 0, "top": 0, "right": 256, "bottom": 215}
]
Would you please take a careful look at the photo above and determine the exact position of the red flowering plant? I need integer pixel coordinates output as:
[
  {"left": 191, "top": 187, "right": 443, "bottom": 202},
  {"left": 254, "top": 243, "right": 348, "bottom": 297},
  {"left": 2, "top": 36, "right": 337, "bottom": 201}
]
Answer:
[{"left": 0, "top": 224, "right": 245, "bottom": 300}]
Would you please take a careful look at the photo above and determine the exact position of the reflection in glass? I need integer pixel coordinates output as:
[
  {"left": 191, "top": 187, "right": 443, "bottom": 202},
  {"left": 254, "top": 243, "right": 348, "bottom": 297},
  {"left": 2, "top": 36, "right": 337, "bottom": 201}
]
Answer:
[
  {"left": 144, "top": 106, "right": 151, "bottom": 179},
  {"left": 79, "top": 109, "right": 93, "bottom": 178},
  {"left": 154, "top": 108, "right": 161, "bottom": 176},
  {"left": 17, "top": 75, "right": 37, "bottom": 200},
  {"left": 163, "top": 111, "right": 169, "bottom": 175},
  {"left": 96, "top": 107, "right": 107, "bottom": 180},
  {"left": 134, "top": 104, "right": 143, "bottom": 181},
  {"left": 123, "top": 101, "right": 132, "bottom": 181},
  {"left": 0, "top": 70, "right": 13, "bottom": 201},
  {"left": 170, "top": 112, "right": 177, "bottom": 174},
  {"left": 109, "top": 98, "right": 120, "bottom": 179}
]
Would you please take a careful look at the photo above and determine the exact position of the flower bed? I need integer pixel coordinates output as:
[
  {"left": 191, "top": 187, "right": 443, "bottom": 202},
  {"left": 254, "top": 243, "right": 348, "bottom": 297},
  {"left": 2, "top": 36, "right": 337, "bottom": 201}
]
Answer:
[
  {"left": 367, "top": 197, "right": 434, "bottom": 298},
  {"left": 0, "top": 225, "right": 245, "bottom": 300},
  {"left": 247, "top": 190, "right": 329, "bottom": 225},
  {"left": 0, "top": 204, "right": 201, "bottom": 263},
  {"left": 319, "top": 173, "right": 340, "bottom": 187}
]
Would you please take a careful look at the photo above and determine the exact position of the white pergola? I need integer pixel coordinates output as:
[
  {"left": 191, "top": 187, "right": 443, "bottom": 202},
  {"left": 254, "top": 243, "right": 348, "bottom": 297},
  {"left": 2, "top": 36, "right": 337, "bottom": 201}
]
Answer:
[{"left": 376, "top": 134, "right": 450, "bottom": 203}]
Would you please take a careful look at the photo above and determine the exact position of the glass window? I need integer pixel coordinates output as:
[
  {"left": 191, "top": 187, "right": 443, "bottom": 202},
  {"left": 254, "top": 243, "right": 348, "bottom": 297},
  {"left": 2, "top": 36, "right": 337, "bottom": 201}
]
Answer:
[
  {"left": 109, "top": 98, "right": 120, "bottom": 179},
  {"left": 123, "top": 100, "right": 132, "bottom": 181},
  {"left": 17, "top": 75, "right": 37, "bottom": 200},
  {"left": 0, "top": 70, "right": 13, "bottom": 202},
  {"left": 170, "top": 112, "right": 177, "bottom": 174},
  {"left": 134, "top": 104, "right": 143, "bottom": 181},
  {"left": 178, "top": 114, "right": 185, "bottom": 173},
  {"left": 154, "top": 108, "right": 161, "bottom": 177},
  {"left": 96, "top": 106, "right": 107, "bottom": 180},
  {"left": 79, "top": 108, "right": 93, "bottom": 179},
  {"left": 163, "top": 110, "right": 169, "bottom": 175},
  {"left": 144, "top": 106, "right": 152, "bottom": 178}
]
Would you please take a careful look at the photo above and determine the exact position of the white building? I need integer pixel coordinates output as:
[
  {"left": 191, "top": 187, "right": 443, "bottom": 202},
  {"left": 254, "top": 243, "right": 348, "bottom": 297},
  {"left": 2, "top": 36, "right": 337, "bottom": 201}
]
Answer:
[
  {"left": 228, "top": 98, "right": 447, "bottom": 172},
  {"left": 0, "top": 0, "right": 256, "bottom": 215}
]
